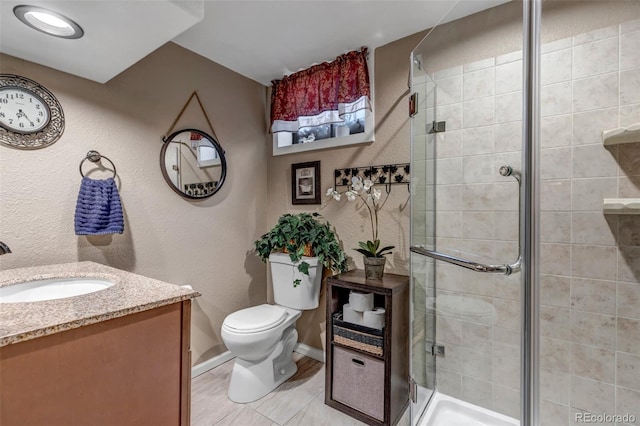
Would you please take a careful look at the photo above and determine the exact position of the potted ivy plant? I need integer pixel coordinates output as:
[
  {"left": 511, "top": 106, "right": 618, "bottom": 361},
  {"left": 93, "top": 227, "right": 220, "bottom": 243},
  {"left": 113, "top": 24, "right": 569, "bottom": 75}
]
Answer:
[{"left": 254, "top": 212, "right": 348, "bottom": 286}]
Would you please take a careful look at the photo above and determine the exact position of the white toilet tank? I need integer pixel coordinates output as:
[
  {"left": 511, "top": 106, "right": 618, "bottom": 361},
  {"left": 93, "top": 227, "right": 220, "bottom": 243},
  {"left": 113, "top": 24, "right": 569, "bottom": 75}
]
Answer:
[{"left": 269, "top": 253, "right": 323, "bottom": 310}]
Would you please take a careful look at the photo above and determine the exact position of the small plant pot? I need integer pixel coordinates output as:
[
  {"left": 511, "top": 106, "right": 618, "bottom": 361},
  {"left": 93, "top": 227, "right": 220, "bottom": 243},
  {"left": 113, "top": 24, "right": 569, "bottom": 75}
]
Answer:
[
  {"left": 363, "top": 256, "right": 386, "bottom": 279},
  {"left": 283, "top": 241, "right": 314, "bottom": 257}
]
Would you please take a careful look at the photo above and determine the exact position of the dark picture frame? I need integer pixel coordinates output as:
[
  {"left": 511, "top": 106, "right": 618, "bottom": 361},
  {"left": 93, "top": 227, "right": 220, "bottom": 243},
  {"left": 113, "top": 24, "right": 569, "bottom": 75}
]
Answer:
[
  {"left": 409, "top": 92, "right": 418, "bottom": 117},
  {"left": 291, "top": 161, "right": 321, "bottom": 204}
]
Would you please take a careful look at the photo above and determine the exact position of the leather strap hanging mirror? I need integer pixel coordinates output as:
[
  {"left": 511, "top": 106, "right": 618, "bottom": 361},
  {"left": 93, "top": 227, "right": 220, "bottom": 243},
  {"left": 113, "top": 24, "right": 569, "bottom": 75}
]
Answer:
[{"left": 160, "top": 92, "right": 227, "bottom": 200}]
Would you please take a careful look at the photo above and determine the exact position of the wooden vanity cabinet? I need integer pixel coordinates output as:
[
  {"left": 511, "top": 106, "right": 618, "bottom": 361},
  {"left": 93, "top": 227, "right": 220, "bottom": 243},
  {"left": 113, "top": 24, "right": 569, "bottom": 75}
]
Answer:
[
  {"left": 0, "top": 301, "right": 192, "bottom": 426},
  {"left": 325, "top": 270, "right": 409, "bottom": 426}
]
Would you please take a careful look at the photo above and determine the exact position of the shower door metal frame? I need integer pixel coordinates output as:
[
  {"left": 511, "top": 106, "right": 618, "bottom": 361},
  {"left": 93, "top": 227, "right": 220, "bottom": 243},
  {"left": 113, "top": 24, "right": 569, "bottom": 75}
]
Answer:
[{"left": 521, "top": 0, "right": 541, "bottom": 425}]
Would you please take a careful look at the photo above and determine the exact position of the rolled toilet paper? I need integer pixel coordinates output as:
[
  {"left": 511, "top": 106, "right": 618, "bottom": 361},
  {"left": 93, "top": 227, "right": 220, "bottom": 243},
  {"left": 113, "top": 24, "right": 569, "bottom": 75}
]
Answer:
[
  {"left": 336, "top": 126, "right": 350, "bottom": 137},
  {"left": 349, "top": 291, "right": 374, "bottom": 312},
  {"left": 363, "top": 307, "right": 385, "bottom": 329},
  {"left": 342, "top": 303, "right": 363, "bottom": 325}
]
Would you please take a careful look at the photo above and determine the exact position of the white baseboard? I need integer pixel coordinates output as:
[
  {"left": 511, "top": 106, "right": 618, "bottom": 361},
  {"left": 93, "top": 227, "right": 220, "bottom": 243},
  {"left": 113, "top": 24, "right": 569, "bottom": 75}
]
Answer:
[
  {"left": 191, "top": 350, "right": 234, "bottom": 378},
  {"left": 191, "top": 343, "right": 325, "bottom": 378},
  {"left": 294, "top": 343, "right": 325, "bottom": 363}
]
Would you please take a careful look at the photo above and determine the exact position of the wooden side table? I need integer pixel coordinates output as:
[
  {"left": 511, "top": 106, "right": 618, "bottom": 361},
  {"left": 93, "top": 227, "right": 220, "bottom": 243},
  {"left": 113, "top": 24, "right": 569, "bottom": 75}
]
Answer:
[{"left": 324, "top": 270, "right": 409, "bottom": 425}]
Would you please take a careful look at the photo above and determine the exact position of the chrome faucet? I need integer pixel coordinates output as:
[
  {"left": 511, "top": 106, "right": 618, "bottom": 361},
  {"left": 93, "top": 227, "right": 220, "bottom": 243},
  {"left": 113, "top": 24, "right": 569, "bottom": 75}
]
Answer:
[{"left": 0, "top": 241, "right": 11, "bottom": 255}]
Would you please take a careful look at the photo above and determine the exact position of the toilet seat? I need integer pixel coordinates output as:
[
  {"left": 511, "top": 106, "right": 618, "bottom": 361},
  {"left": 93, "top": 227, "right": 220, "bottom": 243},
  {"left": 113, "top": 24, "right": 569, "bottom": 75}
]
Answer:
[{"left": 223, "top": 304, "right": 288, "bottom": 334}]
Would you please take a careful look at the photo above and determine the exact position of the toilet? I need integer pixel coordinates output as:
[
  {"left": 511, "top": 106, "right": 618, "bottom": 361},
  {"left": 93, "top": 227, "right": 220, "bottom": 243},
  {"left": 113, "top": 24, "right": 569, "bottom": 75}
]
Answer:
[{"left": 221, "top": 252, "right": 323, "bottom": 403}]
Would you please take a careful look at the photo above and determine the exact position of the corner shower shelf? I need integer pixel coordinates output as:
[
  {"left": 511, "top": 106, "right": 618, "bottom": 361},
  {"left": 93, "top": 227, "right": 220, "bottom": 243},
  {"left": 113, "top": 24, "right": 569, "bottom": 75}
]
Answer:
[
  {"left": 602, "top": 123, "right": 640, "bottom": 146},
  {"left": 603, "top": 198, "right": 640, "bottom": 214}
]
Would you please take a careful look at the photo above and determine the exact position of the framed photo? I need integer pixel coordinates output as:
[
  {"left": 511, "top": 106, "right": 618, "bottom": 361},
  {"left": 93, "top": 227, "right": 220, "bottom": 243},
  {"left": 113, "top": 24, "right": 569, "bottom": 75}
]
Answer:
[
  {"left": 409, "top": 92, "right": 418, "bottom": 117},
  {"left": 291, "top": 161, "right": 321, "bottom": 204}
]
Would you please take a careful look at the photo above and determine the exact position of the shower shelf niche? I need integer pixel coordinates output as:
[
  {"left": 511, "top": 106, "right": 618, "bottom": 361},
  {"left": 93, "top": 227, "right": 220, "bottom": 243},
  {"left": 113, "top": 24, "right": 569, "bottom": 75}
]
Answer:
[
  {"left": 602, "top": 123, "right": 640, "bottom": 146},
  {"left": 603, "top": 198, "right": 640, "bottom": 214},
  {"left": 601, "top": 124, "right": 640, "bottom": 215}
]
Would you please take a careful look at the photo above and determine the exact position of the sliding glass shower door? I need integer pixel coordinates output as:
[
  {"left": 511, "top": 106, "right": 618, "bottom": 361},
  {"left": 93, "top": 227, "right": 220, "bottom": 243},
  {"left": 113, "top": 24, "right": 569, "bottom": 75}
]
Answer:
[
  {"left": 410, "top": 1, "right": 525, "bottom": 424},
  {"left": 409, "top": 52, "right": 437, "bottom": 422}
]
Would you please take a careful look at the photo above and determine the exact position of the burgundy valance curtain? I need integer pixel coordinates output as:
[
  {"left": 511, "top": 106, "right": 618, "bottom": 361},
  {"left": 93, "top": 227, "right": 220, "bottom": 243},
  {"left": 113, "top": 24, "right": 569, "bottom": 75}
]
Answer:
[{"left": 270, "top": 47, "right": 371, "bottom": 133}]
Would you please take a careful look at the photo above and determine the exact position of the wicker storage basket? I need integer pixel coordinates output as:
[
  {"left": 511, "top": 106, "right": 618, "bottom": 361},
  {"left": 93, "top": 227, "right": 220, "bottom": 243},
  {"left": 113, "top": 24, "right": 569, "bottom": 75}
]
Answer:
[{"left": 332, "top": 312, "right": 384, "bottom": 356}]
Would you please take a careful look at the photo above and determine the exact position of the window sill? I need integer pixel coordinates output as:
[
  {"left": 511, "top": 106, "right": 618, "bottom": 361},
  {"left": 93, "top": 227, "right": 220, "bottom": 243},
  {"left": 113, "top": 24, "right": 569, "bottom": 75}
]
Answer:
[
  {"left": 272, "top": 111, "right": 375, "bottom": 156},
  {"left": 272, "top": 131, "right": 374, "bottom": 156}
]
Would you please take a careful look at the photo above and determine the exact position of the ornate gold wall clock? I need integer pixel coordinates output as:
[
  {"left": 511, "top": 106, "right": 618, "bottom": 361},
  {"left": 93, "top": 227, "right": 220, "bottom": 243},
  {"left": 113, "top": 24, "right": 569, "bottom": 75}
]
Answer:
[{"left": 0, "top": 74, "right": 64, "bottom": 149}]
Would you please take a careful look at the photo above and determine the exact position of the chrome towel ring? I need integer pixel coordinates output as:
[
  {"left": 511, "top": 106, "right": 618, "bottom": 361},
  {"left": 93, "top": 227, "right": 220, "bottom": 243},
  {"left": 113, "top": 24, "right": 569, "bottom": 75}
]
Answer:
[{"left": 79, "top": 150, "right": 116, "bottom": 178}]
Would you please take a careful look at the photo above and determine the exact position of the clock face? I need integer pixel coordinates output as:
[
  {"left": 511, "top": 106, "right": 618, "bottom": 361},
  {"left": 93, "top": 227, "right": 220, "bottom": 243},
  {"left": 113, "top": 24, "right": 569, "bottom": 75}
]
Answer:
[
  {"left": 0, "top": 74, "right": 64, "bottom": 149},
  {"left": 0, "top": 87, "right": 51, "bottom": 134}
]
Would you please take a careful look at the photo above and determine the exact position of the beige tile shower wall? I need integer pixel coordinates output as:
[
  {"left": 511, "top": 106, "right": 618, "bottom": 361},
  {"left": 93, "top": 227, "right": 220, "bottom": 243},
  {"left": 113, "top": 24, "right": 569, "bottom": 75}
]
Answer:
[
  {"left": 430, "top": 51, "right": 522, "bottom": 417},
  {"left": 540, "top": 20, "right": 640, "bottom": 426},
  {"left": 0, "top": 43, "right": 269, "bottom": 366},
  {"left": 429, "top": 14, "right": 640, "bottom": 426}
]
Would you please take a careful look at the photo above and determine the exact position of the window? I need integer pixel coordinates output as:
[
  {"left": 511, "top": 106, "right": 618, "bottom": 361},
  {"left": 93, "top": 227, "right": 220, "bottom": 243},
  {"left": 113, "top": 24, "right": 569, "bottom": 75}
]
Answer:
[
  {"left": 270, "top": 48, "right": 374, "bottom": 156},
  {"left": 273, "top": 108, "right": 373, "bottom": 155}
]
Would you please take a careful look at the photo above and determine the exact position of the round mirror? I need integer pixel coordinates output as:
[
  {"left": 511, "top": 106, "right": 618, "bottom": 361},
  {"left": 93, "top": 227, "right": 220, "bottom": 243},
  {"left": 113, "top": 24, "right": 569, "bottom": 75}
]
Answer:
[{"left": 160, "top": 128, "right": 227, "bottom": 199}]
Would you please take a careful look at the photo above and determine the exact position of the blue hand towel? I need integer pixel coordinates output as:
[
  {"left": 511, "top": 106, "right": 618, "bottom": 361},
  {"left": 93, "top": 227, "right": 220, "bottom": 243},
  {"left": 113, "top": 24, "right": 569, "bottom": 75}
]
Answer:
[{"left": 74, "top": 177, "right": 124, "bottom": 235}]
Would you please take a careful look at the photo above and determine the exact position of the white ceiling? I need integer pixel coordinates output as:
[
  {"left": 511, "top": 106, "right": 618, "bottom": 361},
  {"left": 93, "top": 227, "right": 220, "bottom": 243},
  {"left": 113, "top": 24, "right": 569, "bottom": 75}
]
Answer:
[
  {"left": 0, "top": 1, "right": 204, "bottom": 84},
  {"left": 0, "top": 0, "right": 510, "bottom": 86}
]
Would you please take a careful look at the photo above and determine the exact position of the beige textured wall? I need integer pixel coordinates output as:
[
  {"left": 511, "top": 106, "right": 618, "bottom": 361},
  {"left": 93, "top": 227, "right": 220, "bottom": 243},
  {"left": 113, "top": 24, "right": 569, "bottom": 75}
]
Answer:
[
  {"left": 266, "top": 31, "right": 426, "bottom": 350},
  {"left": 0, "top": 43, "right": 268, "bottom": 365}
]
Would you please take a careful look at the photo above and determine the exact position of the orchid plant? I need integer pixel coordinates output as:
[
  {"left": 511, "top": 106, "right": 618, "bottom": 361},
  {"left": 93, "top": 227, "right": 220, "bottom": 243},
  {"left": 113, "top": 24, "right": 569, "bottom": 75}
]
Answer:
[{"left": 326, "top": 176, "right": 394, "bottom": 258}]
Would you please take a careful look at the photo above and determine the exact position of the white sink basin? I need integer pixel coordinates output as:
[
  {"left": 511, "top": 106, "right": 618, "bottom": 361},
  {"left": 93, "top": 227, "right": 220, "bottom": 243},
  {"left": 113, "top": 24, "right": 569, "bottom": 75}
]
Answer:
[{"left": 0, "top": 277, "right": 114, "bottom": 303}]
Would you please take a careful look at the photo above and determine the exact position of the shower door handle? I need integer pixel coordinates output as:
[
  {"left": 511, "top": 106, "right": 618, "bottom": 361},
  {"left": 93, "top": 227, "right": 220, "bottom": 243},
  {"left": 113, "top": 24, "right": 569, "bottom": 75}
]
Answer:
[
  {"left": 410, "top": 165, "right": 522, "bottom": 276},
  {"left": 410, "top": 245, "right": 521, "bottom": 276}
]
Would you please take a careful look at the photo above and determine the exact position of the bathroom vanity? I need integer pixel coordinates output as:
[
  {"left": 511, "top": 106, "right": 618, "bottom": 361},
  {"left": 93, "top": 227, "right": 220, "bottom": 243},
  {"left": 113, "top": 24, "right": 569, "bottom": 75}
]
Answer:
[{"left": 0, "top": 261, "right": 199, "bottom": 426}]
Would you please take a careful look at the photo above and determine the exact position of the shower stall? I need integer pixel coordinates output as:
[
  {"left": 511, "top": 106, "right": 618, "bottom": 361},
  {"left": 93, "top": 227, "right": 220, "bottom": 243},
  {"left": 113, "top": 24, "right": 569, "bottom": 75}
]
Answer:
[{"left": 409, "top": 1, "right": 640, "bottom": 425}]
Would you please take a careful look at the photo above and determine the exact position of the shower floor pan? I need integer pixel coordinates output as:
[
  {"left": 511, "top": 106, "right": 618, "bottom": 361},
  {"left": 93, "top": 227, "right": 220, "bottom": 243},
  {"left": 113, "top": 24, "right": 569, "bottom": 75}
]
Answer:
[{"left": 419, "top": 391, "right": 519, "bottom": 426}]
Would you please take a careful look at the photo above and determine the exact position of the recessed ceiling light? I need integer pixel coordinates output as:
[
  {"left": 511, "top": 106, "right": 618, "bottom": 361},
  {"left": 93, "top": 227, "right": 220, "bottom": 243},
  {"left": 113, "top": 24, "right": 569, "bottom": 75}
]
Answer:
[{"left": 13, "top": 5, "right": 83, "bottom": 39}]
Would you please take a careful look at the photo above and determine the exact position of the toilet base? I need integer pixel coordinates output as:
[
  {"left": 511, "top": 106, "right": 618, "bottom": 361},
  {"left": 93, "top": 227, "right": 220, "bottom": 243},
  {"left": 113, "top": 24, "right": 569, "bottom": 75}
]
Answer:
[{"left": 227, "top": 325, "right": 299, "bottom": 403}]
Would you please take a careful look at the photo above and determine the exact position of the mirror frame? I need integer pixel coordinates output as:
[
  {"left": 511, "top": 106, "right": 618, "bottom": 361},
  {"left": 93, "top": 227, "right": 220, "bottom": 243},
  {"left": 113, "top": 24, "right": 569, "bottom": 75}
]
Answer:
[{"left": 160, "top": 128, "right": 227, "bottom": 200}]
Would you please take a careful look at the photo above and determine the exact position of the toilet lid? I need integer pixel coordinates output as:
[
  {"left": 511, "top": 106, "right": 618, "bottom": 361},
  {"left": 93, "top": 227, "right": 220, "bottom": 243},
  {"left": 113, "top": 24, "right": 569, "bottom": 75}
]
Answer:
[{"left": 223, "top": 304, "right": 288, "bottom": 334}]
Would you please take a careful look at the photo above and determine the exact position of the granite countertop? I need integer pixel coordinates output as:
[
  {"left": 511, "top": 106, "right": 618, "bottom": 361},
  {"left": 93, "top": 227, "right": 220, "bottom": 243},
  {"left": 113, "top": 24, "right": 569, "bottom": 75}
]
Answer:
[{"left": 0, "top": 261, "right": 200, "bottom": 347}]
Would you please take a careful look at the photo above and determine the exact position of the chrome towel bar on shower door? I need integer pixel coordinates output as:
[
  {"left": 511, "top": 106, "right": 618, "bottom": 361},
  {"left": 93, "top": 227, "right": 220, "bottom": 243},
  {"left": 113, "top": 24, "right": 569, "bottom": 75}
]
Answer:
[
  {"left": 410, "top": 164, "right": 522, "bottom": 276},
  {"left": 410, "top": 245, "right": 521, "bottom": 275}
]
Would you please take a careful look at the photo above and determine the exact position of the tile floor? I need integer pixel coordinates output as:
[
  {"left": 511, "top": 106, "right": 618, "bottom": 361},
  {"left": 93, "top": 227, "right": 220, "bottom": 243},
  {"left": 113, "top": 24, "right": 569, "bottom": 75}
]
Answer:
[{"left": 191, "top": 353, "right": 392, "bottom": 426}]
